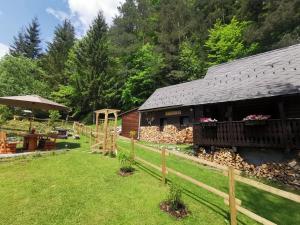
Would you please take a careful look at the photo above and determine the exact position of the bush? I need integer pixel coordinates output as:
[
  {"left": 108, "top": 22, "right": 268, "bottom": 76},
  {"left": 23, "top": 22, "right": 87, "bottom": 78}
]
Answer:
[
  {"left": 48, "top": 110, "right": 61, "bottom": 128},
  {"left": 118, "top": 151, "right": 134, "bottom": 173},
  {"left": 0, "top": 105, "right": 12, "bottom": 127},
  {"left": 167, "top": 183, "right": 185, "bottom": 210}
]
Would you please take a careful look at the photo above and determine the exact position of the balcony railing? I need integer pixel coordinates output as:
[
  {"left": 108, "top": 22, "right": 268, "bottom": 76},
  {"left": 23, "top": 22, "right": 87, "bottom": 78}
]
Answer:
[{"left": 193, "top": 119, "right": 300, "bottom": 149}]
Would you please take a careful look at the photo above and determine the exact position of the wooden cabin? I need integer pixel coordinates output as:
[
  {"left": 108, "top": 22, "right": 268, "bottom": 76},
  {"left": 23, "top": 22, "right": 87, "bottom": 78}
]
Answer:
[
  {"left": 120, "top": 108, "right": 140, "bottom": 139},
  {"left": 138, "top": 44, "right": 300, "bottom": 151}
]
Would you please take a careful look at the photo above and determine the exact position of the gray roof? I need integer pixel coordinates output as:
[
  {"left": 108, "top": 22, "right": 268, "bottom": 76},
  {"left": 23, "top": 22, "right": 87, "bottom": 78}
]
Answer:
[{"left": 139, "top": 44, "right": 300, "bottom": 111}]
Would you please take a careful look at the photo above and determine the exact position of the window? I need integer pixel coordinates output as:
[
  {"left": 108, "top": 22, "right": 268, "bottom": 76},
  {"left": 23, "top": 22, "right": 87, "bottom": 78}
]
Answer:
[
  {"left": 160, "top": 118, "right": 168, "bottom": 131},
  {"left": 180, "top": 116, "right": 190, "bottom": 128}
]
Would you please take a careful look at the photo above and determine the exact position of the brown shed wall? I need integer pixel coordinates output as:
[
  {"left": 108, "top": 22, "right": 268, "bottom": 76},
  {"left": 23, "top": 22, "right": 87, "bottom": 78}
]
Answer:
[{"left": 121, "top": 110, "right": 139, "bottom": 139}]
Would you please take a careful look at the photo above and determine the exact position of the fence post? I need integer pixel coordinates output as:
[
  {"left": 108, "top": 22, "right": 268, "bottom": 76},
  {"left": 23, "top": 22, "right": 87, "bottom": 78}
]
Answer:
[
  {"left": 129, "top": 131, "right": 136, "bottom": 160},
  {"left": 161, "top": 147, "right": 167, "bottom": 184},
  {"left": 228, "top": 166, "right": 237, "bottom": 225}
]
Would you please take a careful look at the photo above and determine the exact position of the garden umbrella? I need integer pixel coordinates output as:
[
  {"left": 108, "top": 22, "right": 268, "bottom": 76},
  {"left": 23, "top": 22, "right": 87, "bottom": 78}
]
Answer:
[
  {"left": 0, "top": 95, "right": 68, "bottom": 111},
  {"left": 0, "top": 95, "right": 69, "bottom": 131}
]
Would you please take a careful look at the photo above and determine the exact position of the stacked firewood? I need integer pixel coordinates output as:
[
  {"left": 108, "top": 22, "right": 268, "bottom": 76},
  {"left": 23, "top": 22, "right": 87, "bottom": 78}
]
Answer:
[
  {"left": 197, "top": 148, "right": 300, "bottom": 189},
  {"left": 140, "top": 125, "right": 193, "bottom": 144}
]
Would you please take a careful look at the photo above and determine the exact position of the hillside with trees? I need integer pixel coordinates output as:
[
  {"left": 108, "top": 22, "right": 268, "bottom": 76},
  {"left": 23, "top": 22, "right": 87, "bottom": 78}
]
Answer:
[{"left": 0, "top": 0, "right": 299, "bottom": 121}]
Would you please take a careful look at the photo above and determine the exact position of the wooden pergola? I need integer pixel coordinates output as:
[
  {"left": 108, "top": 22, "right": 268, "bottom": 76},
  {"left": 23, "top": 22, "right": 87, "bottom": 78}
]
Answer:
[{"left": 94, "top": 109, "right": 120, "bottom": 152}]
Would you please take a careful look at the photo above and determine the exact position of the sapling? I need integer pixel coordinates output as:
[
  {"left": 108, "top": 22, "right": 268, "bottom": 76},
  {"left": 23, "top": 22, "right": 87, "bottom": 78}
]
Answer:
[
  {"left": 160, "top": 182, "right": 188, "bottom": 218},
  {"left": 118, "top": 151, "right": 134, "bottom": 174}
]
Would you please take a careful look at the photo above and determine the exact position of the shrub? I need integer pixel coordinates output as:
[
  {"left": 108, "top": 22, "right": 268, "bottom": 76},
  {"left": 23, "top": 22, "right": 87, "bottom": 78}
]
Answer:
[
  {"left": 48, "top": 110, "right": 60, "bottom": 128},
  {"left": 118, "top": 151, "right": 134, "bottom": 173},
  {"left": 167, "top": 183, "right": 185, "bottom": 210}
]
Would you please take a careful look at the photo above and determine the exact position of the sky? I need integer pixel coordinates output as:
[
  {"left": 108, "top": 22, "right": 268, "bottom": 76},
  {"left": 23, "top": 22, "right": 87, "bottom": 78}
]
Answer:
[{"left": 0, "top": 0, "right": 125, "bottom": 57}]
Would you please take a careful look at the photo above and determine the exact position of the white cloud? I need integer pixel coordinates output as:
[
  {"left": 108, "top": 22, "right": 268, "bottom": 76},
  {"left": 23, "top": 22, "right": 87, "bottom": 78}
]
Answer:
[
  {"left": 47, "top": 0, "right": 125, "bottom": 36},
  {"left": 0, "top": 10, "right": 3, "bottom": 16},
  {"left": 46, "top": 8, "right": 69, "bottom": 21},
  {"left": 0, "top": 43, "right": 9, "bottom": 58}
]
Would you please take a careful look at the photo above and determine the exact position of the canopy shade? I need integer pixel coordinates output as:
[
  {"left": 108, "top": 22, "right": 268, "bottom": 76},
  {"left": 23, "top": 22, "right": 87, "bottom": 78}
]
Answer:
[{"left": 0, "top": 95, "right": 68, "bottom": 111}]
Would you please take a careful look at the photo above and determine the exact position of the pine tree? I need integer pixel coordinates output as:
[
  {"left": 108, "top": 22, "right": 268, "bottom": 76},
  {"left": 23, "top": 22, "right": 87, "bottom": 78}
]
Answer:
[
  {"left": 24, "top": 17, "right": 42, "bottom": 59},
  {"left": 9, "top": 31, "right": 27, "bottom": 56},
  {"left": 9, "top": 17, "right": 42, "bottom": 59},
  {"left": 66, "top": 11, "right": 109, "bottom": 116},
  {"left": 43, "top": 20, "right": 75, "bottom": 88}
]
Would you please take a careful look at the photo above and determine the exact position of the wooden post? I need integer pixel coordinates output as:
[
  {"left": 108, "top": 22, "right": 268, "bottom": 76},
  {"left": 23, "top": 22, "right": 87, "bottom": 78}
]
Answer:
[
  {"left": 228, "top": 166, "right": 237, "bottom": 225},
  {"left": 90, "top": 128, "right": 92, "bottom": 145},
  {"left": 161, "top": 147, "right": 167, "bottom": 184},
  {"left": 113, "top": 112, "right": 118, "bottom": 151},
  {"left": 103, "top": 110, "right": 108, "bottom": 152},
  {"left": 130, "top": 131, "right": 136, "bottom": 160},
  {"left": 278, "top": 101, "right": 290, "bottom": 152},
  {"left": 95, "top": 112, "right": 99, "bottom": 142}
]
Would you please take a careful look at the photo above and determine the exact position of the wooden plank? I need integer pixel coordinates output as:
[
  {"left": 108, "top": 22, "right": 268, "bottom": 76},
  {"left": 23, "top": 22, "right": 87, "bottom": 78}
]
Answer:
[
  {"left": 135, "top": 156, "right": 162, "bottom": 171},
  {"left": 235, "top": 175, "right": 300, "bottom": 203},
  {"left": 224, "top": 200, "right": 277, "bottom": 225},
  {"left": 228, "top": 166, "right": 237, "bottom": 225}
]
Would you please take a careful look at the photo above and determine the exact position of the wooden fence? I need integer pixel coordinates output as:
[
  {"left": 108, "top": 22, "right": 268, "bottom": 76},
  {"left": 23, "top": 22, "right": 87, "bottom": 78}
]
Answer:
[
  {"left": 118, "top": 137, "right": 300, "bottom": 225},
  {"left": 193, "top": 118, "right": 300, "bottom": 149}
]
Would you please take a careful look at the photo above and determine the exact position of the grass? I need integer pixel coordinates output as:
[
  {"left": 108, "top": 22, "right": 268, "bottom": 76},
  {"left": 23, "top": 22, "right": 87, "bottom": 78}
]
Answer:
[
  {"left": 0, "top": 137, "right": 232, "bottom": 225},
  {"left": 0, "top": 134, "right": 299, "bottom": 225},
  {"left": 138, "top": 140, "right": 193, "bottom": 154},
  {"left": 118, "top": 137, "right": 300, "bottom": 225}
]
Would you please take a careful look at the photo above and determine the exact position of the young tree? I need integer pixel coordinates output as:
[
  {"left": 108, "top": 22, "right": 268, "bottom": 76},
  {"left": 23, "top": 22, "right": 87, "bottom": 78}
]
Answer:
[
  {"left": 205, "top": 17, "right": 258, "bottom": 65},
  {"left": 122, "top": 43, "right": 164, "bottom": 109},
  {"left": 43, "top": 20, "right": 75, "bottom": 88}
]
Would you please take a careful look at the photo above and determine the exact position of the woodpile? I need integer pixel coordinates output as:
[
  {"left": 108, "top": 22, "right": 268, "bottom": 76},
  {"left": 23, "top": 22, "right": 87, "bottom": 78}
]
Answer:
[
  {"left": 140, "top": 125, "right": 193, "bottom": 144},
  {"left": 197, "top": 148, "right": 300, "bottom": 189}
]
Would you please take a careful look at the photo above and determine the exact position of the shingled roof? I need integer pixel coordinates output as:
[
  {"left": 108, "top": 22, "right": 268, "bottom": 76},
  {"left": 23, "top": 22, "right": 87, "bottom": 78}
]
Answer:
[{"left": 139, "top": 44, "right": 300, "bottom": 111}]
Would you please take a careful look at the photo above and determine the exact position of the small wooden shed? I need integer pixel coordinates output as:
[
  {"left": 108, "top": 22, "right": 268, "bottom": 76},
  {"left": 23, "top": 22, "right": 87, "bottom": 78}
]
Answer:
[{"left": 120, "top": 108, "right": 140, "bottom": 139}]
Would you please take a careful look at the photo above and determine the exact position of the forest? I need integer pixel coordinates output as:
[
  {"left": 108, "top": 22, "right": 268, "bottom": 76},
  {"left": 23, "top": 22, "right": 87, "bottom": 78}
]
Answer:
[{"left": 0, "top": 0, "right": 299, "bottom": 122}]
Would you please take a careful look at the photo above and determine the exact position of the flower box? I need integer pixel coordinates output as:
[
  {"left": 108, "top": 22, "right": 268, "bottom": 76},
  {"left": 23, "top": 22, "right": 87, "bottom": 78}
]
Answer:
[{"left": 243, "top": 114, "right": 270, "bottom": 126}]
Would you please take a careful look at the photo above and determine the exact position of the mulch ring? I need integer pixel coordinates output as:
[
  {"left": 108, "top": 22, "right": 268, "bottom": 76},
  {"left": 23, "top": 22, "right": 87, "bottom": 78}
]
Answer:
[
  {"left": 118, "top": 169, "right": 135, "bottom": 177},
  {"left": 160, "top": 201, "right": 189, "bottom": 219}
]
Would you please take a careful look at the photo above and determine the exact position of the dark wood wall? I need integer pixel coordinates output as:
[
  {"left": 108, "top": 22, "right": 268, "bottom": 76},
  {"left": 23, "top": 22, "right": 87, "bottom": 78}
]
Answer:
[
  {"left": 121, "top": 110, "right": 139, "bottom": 139},
  {"left": 140, "top": 107, "right": 194, "bottom": 127}
]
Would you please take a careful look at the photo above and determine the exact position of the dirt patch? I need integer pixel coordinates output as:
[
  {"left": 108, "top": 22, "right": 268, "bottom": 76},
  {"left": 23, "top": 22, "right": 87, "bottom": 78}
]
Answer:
[{"left": 159, "top": 201, "right": 189, "bottom": 219}]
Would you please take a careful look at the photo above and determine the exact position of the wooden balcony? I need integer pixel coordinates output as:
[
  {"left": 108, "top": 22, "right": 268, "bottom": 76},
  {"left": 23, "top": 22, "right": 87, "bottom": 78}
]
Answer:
[{"left": 193, "top": 119, "right": 300, "bottom": 149}]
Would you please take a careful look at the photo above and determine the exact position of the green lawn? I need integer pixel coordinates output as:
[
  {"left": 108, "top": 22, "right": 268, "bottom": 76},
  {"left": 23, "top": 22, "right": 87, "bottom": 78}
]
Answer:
[
  {"left": 118, "top": 137, "right": 300, "bottom": 225},
  {"left": 0, "top": 136, "right": 299, "bottom": 225}
]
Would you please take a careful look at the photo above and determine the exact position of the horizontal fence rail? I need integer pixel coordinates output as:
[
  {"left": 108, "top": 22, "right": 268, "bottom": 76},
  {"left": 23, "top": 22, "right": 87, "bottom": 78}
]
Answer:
[{"left": 194, "top": 119, "right": 300, "bottom": 149}]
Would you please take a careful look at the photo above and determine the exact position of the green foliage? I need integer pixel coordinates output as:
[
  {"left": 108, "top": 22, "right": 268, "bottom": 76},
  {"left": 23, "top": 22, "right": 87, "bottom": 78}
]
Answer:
[
  {"left": 48, "top": 110, "right": 60, "bottom": 128},
  {"left": 0, "top": 55, "right": 50, "bottom": 97},
  {"left": 205, "top": 17, "right": 259, "bottom": 65},
  {"left": 167, "top": 182, "right": 185, "bottom": 210},
  {"left": 10, "top": 17, "right": 42, "bottom": 59},
  {"left": 42, "top": 20, "right": 75, "bottom": 88},
  {"left": 179, "top": 41, "right": 206, "bottom": 80},
  {"left": 4, "top": 0, "right": 300, "bottom": 116},
  {"left": 117, "top": 151, "right": 134, "bottom": 172},
  {"left": 121, "top": 43, "right": 164, "bottom": 109},
  {"left": 0, "top": 106, "right": 12, "bottom": 127},
  {"left": 51, "top": 85, "right": 76, "bottom": 108},
  {"left": 65, "top": 12, "right": 109, "bottom": 116}
]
